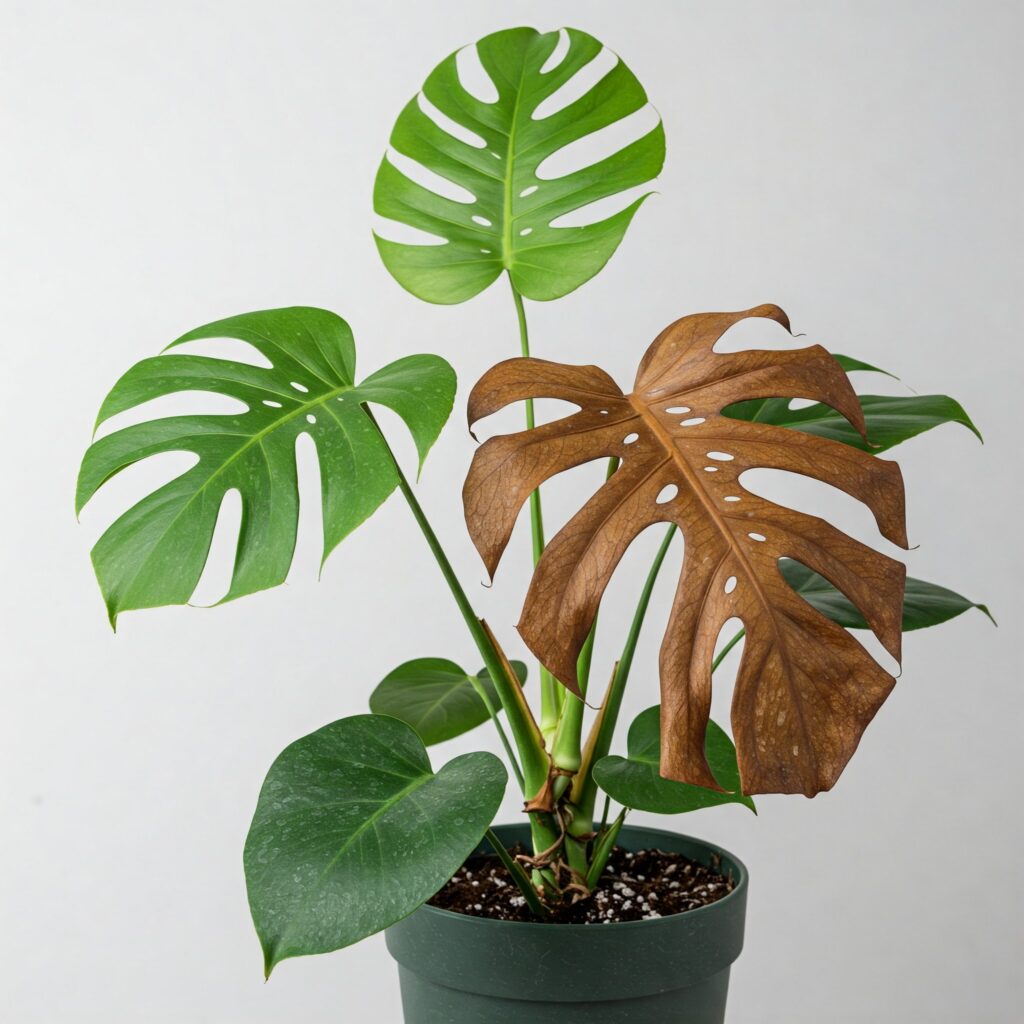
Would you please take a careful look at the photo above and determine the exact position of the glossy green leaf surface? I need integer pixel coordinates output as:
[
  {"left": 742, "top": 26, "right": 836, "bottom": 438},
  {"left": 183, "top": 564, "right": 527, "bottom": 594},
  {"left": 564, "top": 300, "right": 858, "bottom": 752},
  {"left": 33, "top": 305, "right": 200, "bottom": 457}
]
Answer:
[
  {"left": 780, "top": 560, "right": 995, "bottom": 631},
  {"left": 725, "top": 393, "right": 981, "bottom": 452},
  {"left": 244, "top": 714, "right": 506, "bottom": 976},
  {"left": 724, "top": 352, "right": 979, "bottom": 452},
  {"left": 369, "top": 657, "right": 528, "bottom": 745},
  {"left": 374, "top": 26, "right": 665, "bottom": 303},
  {"left": 76, "top": 308, "right": 456, "bottom": 625},
  {"left": 593, "top": 706, "right": 755, "bottom": 814}
]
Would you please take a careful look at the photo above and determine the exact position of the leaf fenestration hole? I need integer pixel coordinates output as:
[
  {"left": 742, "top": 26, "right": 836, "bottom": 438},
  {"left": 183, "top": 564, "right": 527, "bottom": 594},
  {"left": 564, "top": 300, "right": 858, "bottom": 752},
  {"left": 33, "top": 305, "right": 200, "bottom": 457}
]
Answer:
[
  {"left": 539, "top": 102, "right": 660, "bottom": 190},
  {"left": 263, "top": 400, "right": 283, "bottom": 408},
  {"left": 306, "top": 414, "right": 316, "bottom": 425},
  {"left": 533, "top": 46, "right": 618, "bottom": 120},
  {"left": 93, "top": 391, "right": 249, "bottom": 440},
  {"left": 188, "top": 488, "right": 242, "bottom": 608},
  {"left": 168, "top": 336, "right": 272, "bottom": 368},
  {"left": 706, "top": 451, "right": 734, "bottom": 461},
  {"left": 373, "top": 215, "right": 447, "bottom": 247},
  {"left": 289, "top": 432, "right": 324, "bottom": 584},
  {"left": 748, "top": 532, "right": 767, "bottom": 543},
  {"left": 655, "top": 484, "right": 678, "bottom": 504},
  {"left": 416, "top": 92, "right": 486, "bottom": 148},
  {"left": 666, "top": 406, "right": 690, "bottom": 414},
  {"left": 291, "top": 381, "right": 309, "bottom": 393},
  {"left": 724, "top": 495, "right": 741, "bottom": 502},
  {"left": 519, "top": 185, "right": 538, "bottom": 198},
  {"left": 519, "top": 227, "right": 533, "bottom": 236},
  {"left": 472, "top": 214, "right": 492, "bottom": 227},
  {"left": 623, "top": 432, "right": 639, "bottom": 444},
  {"left": 680, "top": 417, "right": 705, "bottom": 427},
  {"left": 539, "top": 27, "right": 570, "bottom": 74},
  {"left": 480, "top": 248, "right": 492, "bottom": 254},
  {"left": 385, "top": 149, "right": 476, "bottom": 204},
  {"left": 77, "top": 451, "right": 200, "bottom": 532},
  {"left": 455, "top": 44, "right": 499, "bottom": 103},
  {"left": 599, "top": 409, "right": 609, "bottom": 415},
  {"left": 704, "top": 466, "right": 718, "bottom": 472},
  {"left": 724, "top": 575, "right": 737, "bottom": 594}
]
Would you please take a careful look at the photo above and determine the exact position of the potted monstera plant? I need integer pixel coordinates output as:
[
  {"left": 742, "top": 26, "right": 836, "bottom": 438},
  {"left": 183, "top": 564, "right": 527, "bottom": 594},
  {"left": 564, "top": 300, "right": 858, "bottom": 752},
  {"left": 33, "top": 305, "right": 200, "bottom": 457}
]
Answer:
[{"left": 76, "top": 26, "right": 989, "bottom": 1024}]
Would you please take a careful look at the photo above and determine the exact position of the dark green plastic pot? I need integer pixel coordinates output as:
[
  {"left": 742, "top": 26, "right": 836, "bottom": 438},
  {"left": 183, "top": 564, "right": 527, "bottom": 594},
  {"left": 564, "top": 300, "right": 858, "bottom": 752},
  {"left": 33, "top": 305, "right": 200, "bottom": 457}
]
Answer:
[{"left": 385, "top": 823, "right": 748, "bottom": 1023}]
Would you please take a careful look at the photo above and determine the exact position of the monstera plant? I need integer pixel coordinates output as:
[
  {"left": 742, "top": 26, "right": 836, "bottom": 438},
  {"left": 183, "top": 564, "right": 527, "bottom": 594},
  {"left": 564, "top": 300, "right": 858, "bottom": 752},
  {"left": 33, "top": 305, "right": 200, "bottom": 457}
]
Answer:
[{"left": 77, "top": 23, "right": 989, "bottom": 1014}]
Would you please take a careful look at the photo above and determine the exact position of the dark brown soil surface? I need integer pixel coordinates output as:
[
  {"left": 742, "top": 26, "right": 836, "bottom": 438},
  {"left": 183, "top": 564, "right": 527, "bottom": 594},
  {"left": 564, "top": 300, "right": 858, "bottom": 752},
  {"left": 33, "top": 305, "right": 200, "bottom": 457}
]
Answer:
[{"left": 429, "top": 845, "right": 735, "bottom": 924}]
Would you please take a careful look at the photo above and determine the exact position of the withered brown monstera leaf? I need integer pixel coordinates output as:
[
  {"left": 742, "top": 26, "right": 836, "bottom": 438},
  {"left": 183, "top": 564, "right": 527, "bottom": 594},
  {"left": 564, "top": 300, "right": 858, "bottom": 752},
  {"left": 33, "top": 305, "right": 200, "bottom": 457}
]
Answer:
[{"left": 463, "top": 305, "right": 908, "bottom": 797}]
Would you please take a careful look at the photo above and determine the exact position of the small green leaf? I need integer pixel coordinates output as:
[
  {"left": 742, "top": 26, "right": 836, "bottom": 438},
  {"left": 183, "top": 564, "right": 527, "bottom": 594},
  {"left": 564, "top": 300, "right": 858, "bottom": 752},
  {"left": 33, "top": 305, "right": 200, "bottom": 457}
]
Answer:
[
  {"left": 76, "top": 308, "right": 456, "bottom": 625},
  {"left": 593, "top": 706, "right": 755, "bottom": 815},
  {"left": 244, "top": 714, "right": 506, "bottom": 976},
  {"left": 374, "top": 26, "right": 665, "bottom": 304},
  {"left": 725, "top": 392, "right": 981, "bottom": 452},
  {"left": 780, "top": 560, "right": 995, "bottom": 631},
  {"left": 369, "top": 657, "right": 528, "bottom": 745}
]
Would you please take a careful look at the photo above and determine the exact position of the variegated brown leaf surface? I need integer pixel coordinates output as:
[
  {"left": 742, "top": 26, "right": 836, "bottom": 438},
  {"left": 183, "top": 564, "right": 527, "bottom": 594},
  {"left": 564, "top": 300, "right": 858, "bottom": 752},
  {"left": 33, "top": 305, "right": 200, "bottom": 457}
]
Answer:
[{"left": 463, "top": 305, "right": 908, "bottom": 796}]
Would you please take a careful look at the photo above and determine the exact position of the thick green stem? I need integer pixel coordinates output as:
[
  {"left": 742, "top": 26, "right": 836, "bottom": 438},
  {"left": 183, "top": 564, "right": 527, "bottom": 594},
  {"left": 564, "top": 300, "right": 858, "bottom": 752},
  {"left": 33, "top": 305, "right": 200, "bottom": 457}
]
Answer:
[
  {"left": 573, "top": 524, "right": 678, "bottom": 829},
  {"left": 370, "top": 412, "right": 548, "bottom": 799},
  {"left": 509, "top": 276, "right": 562, "bottom": 744},
  {"left": 468, "top": 676, "right": 524, "bottom": 791},
  {"left": 550, "top": 458, "right": 619, "bottom": 781},
  {"left": 549, "top": 624, "right": 595, "bottom": 777}
]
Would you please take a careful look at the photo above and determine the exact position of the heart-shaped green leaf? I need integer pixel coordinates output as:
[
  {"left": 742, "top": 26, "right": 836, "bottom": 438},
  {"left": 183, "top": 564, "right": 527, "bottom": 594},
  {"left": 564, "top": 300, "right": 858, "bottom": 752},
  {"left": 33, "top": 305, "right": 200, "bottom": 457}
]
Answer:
[
  {"left": 76, "top": 308, "right": 455, "bottom": 625},
  {"left": 780, "top": 560, "right": 995, "bottom": 631},
  {"left": 593, "top": 706, "right": 756, "bottom": 814},
  {"left": 374, "top": 26, "right": 665, "bottom": 303},
  {"left": 369, "top": 657, "right": 528, "bottom": 745},
  {"left": 244, "top": 714, "right": 506, "bottom": 976}
]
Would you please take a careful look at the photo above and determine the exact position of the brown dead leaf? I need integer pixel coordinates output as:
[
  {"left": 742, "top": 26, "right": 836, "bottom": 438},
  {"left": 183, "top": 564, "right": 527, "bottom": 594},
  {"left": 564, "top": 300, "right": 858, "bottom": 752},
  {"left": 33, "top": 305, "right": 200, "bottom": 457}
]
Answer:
[{"left": 463, "top": 305, "right": 907, "bottom": 796}]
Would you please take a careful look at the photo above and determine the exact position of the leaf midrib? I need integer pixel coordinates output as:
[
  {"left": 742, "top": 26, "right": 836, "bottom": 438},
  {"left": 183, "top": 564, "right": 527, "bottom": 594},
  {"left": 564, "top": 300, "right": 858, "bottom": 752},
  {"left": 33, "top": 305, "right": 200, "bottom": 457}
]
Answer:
[{"left": 500, "top": 49, "right": 532, "bottom": 270}]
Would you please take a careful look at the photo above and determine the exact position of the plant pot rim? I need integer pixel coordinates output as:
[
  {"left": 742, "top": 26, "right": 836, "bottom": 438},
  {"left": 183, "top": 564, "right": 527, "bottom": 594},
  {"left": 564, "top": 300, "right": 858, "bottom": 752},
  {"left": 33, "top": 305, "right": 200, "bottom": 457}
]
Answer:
[{"left": 418, "top": 821, "right": 748, "bottom": 932}]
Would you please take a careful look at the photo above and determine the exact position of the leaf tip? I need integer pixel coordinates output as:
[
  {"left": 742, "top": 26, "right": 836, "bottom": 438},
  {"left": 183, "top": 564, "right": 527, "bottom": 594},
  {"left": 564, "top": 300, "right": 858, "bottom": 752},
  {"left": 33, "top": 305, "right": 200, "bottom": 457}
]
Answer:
[{"left": 976, "top": 603, "right": 997, "bottom": 627}]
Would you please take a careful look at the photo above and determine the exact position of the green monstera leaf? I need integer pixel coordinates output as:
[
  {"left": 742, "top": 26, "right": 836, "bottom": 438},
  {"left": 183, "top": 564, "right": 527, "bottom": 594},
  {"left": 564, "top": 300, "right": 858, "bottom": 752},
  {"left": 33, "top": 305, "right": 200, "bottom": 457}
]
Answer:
[
  {"left": 374, "top": 26, "right": 665, "bottom": 303},
  {"left": 780, "top": 560, "right": 995, "bottom": 631},
  {"left": 76, "top": 307, "right": 455, "bottom": 625},
  {"left": 593, "top": 706, "right": 756, "bottom": 815},
  {"left": 244, "top": 714, "right": 506, "bottom": 976},
  {"left": 369, "top": 657, "right": 528, "bottom": 745}
]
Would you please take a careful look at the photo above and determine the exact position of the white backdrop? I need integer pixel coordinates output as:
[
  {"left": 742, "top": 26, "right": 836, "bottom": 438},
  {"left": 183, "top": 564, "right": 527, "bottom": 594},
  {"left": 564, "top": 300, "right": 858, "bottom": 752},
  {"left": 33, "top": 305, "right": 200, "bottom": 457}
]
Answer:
[{"left": 2, "top": 2, "right": 1021, "bottom": 1021}]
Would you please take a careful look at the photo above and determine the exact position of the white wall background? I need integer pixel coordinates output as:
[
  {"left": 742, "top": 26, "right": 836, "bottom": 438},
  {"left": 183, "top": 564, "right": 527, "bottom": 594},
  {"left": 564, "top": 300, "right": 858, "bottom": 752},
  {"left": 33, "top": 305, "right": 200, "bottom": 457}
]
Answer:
[{"left": 2, "top": 1, "right": 1021, "bottom": 1021}]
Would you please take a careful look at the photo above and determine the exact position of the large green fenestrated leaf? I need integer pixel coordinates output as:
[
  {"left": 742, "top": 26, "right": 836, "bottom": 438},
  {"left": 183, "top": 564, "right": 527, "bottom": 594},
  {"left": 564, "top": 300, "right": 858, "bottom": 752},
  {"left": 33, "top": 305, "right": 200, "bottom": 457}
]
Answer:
[
  {"left": 374, "top": 26, "right": 665, "bottom": 304},
  {"left": 369, "top": 657, "right": 528, "bottom": 745},
  {"left": 244, "top": 714, "right": 506, "bottom": 976},
  {"left": 725, "top": 352, "right": 981, "bottom": 452},
  {"left": 76, "top": 308, "right": 456, "bottom": 625},
  {"left": 780, "top": 560, "right": 995, "bottom": 631},
  {"left": 593, "top": 706, "right": 756, "bottom": 815}
]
